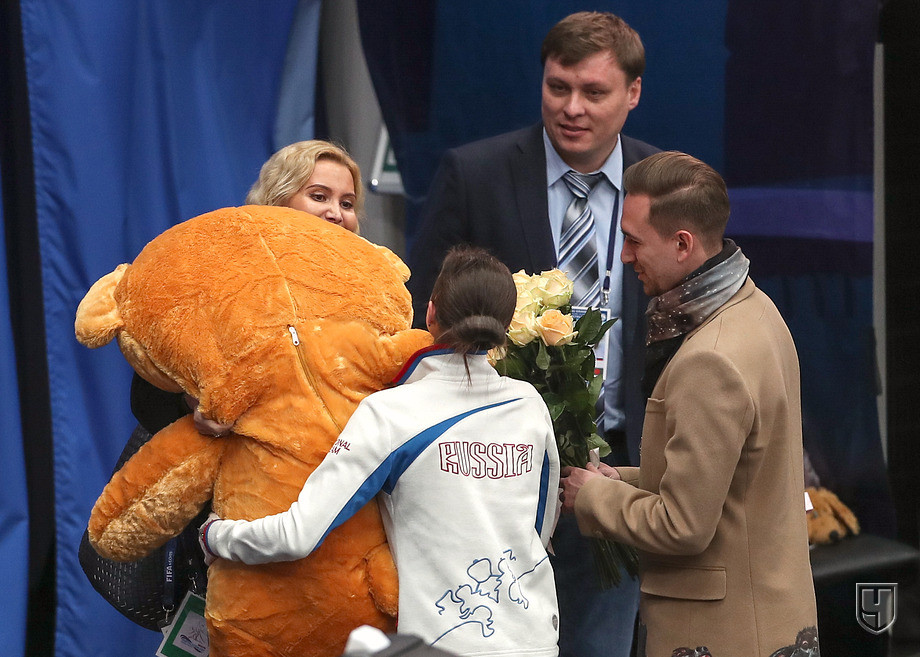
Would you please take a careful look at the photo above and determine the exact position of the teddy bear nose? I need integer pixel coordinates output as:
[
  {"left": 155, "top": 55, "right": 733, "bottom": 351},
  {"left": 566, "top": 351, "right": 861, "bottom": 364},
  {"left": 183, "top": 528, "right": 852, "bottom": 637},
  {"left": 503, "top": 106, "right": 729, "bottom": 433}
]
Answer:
[{"left": 829, "top": 530, "right": 840, "bottom": 542}]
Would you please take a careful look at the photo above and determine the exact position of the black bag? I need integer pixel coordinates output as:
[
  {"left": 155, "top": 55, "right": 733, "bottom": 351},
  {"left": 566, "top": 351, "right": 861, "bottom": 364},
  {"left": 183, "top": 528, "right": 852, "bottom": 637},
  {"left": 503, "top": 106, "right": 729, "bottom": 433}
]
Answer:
[{"left": 79, "top": 424, "right": 209, "bottom": 630}]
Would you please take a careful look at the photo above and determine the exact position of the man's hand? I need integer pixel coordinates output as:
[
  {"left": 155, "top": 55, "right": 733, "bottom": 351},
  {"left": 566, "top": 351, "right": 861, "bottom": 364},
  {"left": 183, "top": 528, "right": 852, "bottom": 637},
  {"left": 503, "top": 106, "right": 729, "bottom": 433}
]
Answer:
[
  {"left": 595, "top": 462, "right": 622, "bottom": 480},
  {"left": 559, "top": 463, "right": 621, "bottom": 513}
]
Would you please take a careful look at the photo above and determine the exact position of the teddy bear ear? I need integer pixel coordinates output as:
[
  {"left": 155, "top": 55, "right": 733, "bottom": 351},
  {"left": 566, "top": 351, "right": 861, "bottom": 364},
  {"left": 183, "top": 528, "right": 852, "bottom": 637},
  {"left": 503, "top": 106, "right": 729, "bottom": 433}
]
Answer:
[
  {"left": 827, "top": 490, "right": 861, "bottom": 535},
  {"left": 373, "top": 244, "right": 411, "bottom": 282},
  {"left": 75, "top": 263, "right": 129, "bottom": 348}
]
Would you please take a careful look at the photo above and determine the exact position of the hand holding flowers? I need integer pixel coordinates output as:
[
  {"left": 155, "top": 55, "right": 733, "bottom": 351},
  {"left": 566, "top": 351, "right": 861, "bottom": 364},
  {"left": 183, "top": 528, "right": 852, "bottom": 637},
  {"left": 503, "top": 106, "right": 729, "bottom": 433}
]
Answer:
[{"left": 491, "top": 269, "right": 638, "bottom": 587}]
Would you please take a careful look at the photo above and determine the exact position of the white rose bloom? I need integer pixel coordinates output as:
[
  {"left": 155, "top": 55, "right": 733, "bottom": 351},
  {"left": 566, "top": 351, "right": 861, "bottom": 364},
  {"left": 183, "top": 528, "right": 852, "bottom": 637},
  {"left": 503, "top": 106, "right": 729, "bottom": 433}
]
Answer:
[
  {"left": 516, "top": 289, "right": 542, "bottom": 315},
  {"left": 512, "top": 270, "right": 533, "bottom": 292},
  {"left": 531, "top": 269, "right": 574, "bottom": 309},
  {"left": 508, "top": 309, "right": 539, "bottom": 346}
]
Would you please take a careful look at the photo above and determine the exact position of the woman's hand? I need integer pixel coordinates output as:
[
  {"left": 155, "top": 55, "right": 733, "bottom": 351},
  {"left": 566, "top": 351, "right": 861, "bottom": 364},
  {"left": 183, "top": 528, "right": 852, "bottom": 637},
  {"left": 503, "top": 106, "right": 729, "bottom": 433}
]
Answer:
[{"left": 184, "top": 394, "right": 234, "bottom": 436}]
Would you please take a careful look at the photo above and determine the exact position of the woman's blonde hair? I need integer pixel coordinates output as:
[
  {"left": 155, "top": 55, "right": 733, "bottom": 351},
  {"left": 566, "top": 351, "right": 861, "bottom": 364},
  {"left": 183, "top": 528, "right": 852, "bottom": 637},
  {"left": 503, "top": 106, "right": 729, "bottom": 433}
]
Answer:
[{"left": 245, "top": 140, "right": 364, "bottom": 218}]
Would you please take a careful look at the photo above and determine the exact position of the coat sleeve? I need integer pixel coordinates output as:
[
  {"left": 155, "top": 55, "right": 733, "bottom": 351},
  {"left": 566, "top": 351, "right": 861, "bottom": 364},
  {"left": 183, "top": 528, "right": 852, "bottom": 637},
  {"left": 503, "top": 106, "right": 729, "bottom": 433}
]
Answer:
[
  {"left": 575, "top": 349, "right": 754, "bottom": 555},
  {"left": 614, "top": 466, "right": 640, "bottom": 485},
  {"left": 204, "top": 400, "right": 393, "bottom": 564}
]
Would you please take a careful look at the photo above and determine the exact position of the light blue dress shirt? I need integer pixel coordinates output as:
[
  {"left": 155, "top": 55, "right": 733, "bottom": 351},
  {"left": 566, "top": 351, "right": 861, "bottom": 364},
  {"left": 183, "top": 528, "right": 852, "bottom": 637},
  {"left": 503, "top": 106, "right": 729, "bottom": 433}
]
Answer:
[{"left": 543, "top": 130, "right": 626, "bottom": 432}]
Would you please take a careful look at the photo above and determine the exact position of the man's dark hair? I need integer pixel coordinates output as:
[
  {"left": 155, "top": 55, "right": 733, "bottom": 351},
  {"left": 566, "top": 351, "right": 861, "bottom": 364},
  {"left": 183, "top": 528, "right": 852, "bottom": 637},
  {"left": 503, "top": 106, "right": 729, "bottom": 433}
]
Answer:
[
  {"left": 541, "top": 11, "right": 645, "bottom": 82},
  {"left": 623, "top": 151, "right": 731, "bottom": 250}
]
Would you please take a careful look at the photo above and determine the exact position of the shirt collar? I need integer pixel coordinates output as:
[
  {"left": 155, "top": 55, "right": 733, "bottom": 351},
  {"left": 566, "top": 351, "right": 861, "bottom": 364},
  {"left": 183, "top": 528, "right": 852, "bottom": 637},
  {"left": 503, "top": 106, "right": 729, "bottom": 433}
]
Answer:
[{"left": 542, "top": 128, "right": 623, "bottom": 190}]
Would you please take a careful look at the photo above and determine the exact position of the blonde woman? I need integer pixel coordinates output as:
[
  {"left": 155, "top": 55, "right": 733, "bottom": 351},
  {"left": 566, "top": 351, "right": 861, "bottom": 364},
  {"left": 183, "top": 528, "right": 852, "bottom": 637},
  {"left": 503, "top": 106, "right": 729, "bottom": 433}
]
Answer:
[
  {"left": 82, "top": 139, "right": 367, "bottom": 629},
  {"left": 247, "top": 139, "right": 363, "bottom": 233},
  {"left": 142, "top": 139, "right": 367, "bottom": 435}
]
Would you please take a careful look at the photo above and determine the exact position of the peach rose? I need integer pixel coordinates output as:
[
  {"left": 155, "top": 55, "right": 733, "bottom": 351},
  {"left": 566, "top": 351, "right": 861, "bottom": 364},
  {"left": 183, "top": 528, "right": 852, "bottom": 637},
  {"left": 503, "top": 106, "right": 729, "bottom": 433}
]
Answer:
[
  {"left": 487, "top": 345, "right": 507, "bottom": 366},
  {"left": 535, "top": 309, "right": 577, "bottom": 346}
]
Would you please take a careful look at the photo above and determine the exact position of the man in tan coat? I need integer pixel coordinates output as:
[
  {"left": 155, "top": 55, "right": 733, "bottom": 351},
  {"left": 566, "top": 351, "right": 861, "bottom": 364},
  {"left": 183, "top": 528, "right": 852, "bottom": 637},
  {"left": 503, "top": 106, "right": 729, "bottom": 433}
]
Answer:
[{"left": 561, "top": 151, "right": 819, "bottom": 657}]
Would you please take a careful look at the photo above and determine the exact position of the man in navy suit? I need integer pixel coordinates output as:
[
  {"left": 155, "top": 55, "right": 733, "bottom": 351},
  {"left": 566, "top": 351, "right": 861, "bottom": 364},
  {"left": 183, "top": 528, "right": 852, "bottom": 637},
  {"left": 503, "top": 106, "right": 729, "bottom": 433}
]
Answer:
[{"left": 407, "top": 11, "right": 659, "bottom": 657}]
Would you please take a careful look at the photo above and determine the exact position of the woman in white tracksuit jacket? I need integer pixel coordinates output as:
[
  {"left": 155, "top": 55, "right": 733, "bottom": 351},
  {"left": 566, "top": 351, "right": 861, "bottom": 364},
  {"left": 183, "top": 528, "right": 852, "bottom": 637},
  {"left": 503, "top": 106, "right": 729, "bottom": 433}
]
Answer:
[{"left": 202, "top": 246, "right": 561, "bottom": 657}]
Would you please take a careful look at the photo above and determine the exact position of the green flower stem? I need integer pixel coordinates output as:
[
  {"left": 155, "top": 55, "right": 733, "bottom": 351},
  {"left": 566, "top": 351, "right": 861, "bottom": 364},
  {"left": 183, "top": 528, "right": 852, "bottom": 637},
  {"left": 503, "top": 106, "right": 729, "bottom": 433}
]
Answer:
[
  {"left": 495, "top": 303, "right": 638, "bottom": 589},
  {"left": 590, "top": 537, "right": 640, "bottom": 589}
]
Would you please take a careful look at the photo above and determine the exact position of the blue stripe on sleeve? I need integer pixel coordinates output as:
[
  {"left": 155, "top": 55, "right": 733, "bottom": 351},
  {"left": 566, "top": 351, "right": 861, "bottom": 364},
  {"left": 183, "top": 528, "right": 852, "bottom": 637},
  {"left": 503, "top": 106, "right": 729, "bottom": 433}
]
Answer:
[{"left": 535, "top": 451, "right": 550, "bottom": 536}]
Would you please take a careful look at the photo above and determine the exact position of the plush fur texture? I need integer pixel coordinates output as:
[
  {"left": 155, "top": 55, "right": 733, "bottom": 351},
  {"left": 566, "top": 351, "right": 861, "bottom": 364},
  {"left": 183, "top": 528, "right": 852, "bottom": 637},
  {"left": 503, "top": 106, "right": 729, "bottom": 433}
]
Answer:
[
  {"left": 805, "top": 486, "right": 861, "bottom": 546},
  {"left": 76, "top": 206, "right": 432, "bottom": 657}
]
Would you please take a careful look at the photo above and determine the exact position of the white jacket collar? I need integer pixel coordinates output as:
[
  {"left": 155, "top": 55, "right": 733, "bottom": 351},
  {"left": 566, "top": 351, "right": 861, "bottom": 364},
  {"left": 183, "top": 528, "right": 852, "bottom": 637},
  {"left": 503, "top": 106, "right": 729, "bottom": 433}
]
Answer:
[{"left": 393, "top": 345, "right": 494, "bottom": 386}]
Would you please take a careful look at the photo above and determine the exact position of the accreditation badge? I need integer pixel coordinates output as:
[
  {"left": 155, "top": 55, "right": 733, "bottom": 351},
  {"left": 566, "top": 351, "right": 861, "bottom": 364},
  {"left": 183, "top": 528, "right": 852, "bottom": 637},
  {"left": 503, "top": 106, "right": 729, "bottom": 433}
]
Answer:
[
  {"left": 157, "top": 591, "right": 209, "bottom": 657},
  {"left": 570, "top": 305, "right": 612, "bottom": 380}
]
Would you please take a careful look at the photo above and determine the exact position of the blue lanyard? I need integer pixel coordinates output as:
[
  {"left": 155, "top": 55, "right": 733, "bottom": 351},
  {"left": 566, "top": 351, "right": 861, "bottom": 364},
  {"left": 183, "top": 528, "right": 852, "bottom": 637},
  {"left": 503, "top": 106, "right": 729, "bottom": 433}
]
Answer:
[{"left": 601, "top": 188, "right": 621, "bottom": 307}]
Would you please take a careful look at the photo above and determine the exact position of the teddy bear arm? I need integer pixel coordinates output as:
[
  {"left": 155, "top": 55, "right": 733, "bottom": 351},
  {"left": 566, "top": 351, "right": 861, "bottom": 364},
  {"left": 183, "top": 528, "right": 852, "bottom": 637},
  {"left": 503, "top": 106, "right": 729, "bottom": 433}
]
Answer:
[
  {"left": 88, "top": 415, "right": 226, "bottom": 561},
  {"left": 304, "top": 325, "right": 431, "bottom": 421},
  {"left": 376, "top": 329, "right": 434, "bottom": 378}
]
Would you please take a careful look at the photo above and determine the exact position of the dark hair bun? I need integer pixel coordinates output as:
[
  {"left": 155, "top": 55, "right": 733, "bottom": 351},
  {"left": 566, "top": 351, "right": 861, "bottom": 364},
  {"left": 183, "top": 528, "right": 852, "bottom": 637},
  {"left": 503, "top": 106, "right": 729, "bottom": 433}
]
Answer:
[
  {"left": 451, "top": 315, "right": 507, "bottom": 351},
  {"left": 429, "top": 246, "right": 517, "bottom": 357}
]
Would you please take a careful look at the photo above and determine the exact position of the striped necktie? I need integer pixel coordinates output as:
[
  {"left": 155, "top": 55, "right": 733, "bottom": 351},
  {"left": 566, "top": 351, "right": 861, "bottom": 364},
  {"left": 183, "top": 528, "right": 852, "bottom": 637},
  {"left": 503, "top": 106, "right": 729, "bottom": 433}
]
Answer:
[{"left": 559, "top": 170, "right": 604, "bottom": 307}]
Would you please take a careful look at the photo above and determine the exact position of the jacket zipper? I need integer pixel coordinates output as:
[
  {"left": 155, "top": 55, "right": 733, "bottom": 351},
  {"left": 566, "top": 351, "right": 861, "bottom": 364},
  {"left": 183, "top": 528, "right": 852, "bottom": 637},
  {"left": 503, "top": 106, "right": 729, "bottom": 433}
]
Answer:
[{"left": 288, "top": 325, "right": 343, "bottom": 434}]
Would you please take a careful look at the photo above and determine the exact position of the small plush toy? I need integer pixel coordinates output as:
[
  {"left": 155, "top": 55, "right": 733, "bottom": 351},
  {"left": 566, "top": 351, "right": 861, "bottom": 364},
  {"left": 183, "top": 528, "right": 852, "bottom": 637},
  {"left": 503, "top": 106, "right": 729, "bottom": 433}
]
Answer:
[
  {"left": 805, "top": 486, "right": 861, "bottom": 546},
  {"left": 75, "top": 206, "right": 431, "bottom": 657}
]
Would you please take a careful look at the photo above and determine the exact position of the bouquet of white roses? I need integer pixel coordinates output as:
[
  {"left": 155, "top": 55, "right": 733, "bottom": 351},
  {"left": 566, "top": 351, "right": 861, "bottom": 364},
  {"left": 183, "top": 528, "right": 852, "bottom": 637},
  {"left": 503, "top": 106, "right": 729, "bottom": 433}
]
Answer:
[{"left": 491, "top": 268, "right": 638, "bottom": 588}]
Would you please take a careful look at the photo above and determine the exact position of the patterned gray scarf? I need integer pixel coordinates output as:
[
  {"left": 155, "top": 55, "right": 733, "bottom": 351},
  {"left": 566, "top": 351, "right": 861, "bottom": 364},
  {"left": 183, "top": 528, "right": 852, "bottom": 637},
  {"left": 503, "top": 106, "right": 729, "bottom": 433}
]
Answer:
[{"left": 645, "top": 240, "right": 750, "bottom": 345}]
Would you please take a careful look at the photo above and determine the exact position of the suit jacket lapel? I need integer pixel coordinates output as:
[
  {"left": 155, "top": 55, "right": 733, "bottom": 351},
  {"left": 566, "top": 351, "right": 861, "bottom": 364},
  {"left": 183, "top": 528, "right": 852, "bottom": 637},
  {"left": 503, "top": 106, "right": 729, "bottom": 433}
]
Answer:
[
  {"left": 620, "top": 135, "right": 645, "bottom": 169},
  {"left": 511, "top": 124, "right": 555, "bottom": 273}
]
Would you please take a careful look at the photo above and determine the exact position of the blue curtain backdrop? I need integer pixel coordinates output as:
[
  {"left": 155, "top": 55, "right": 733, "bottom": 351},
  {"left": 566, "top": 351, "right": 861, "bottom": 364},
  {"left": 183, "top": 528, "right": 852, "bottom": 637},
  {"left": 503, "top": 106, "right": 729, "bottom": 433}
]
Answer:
[
  {"left": 0, "top": 161, "right": 29, "bottom": 657},
  {"left": 10, "top": 1, "right": 314, "bottom": 655},
  {"left": 359, "top": 0, "right": 892, "bottom": 530}
]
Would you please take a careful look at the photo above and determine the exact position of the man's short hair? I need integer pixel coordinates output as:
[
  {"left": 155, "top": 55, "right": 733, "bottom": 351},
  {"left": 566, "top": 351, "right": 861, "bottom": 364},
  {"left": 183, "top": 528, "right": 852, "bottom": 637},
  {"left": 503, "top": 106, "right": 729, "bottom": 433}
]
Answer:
[
  {"left": 541, "top": 11, "right": 645, "bottom": 82},
  {"left": 623, "top": 151, "right": 730, "bottom": 248}
]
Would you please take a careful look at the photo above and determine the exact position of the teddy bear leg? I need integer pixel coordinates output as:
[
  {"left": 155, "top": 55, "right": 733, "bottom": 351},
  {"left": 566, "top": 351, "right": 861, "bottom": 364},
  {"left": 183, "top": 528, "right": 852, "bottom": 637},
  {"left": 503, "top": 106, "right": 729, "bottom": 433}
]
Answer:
[
  {"left": 365, "top": 542, "right": 399, "bottom": 618},
  {"left": 206, "top": 558, "right": 396, "bottom": 657}
]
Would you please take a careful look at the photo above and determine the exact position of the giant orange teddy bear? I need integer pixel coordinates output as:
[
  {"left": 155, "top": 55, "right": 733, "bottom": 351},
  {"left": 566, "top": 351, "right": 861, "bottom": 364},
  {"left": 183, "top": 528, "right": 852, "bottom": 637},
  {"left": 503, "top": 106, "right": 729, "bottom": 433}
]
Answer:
[{"left": 75, "top": 205, "right": 432, "bottom": 656}]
